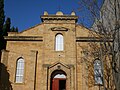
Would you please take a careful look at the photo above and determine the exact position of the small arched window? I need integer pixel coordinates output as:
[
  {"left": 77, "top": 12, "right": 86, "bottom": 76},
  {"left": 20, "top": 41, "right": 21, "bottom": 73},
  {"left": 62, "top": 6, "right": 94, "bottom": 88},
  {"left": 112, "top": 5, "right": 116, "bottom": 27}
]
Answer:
[
  {"left": 15, "top": 58, "right": 24, "bottom": 83},
  {"left": 93, "top": 59, "right": 103, "bottom": 85},
  {"left": 55, "top": 34, "right": 64, "bottom": 51}
]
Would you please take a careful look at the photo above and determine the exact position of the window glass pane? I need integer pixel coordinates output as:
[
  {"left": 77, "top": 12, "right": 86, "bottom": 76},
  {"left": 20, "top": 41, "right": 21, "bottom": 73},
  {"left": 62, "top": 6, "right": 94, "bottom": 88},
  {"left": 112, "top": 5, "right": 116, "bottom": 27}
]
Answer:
[
  {"left": 15, "top": 58, "right": 24, "bottom": 83},
  {"left": 94, "top": 59, "right": 103, "bottom": 85},
  {"left": 16, "top": 76, "right": 19, "bottom": 83},
  {"left": 55, "top": 34, "right": 64, "bottom": 51}
]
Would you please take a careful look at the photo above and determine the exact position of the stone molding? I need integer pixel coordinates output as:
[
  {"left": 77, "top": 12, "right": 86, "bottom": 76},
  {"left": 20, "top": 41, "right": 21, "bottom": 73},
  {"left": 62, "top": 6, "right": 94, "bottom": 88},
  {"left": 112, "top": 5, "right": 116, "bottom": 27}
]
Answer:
[
  {"left": 4, "top": 36, "right": 43, "bottom": 41},
  {"left": 76, "top": 37, "right": 113, "bottom": 42},
  {"left": 41, "top": 15, "right": 78, "bottom": 23}
]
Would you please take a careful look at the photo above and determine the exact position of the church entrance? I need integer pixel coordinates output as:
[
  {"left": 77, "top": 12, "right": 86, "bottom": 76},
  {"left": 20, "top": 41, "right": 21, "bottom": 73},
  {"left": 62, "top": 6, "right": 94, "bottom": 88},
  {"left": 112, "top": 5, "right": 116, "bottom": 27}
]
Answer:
[{"left": 50, "top": 70, "right": 66, "bottom": 90}]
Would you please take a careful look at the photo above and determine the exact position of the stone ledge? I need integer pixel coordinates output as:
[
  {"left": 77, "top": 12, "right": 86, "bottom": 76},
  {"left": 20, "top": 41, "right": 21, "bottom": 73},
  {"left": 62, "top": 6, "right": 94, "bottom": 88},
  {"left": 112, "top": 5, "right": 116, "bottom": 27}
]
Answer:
[
  {"left": 76, "top": 37, "right": 113, "bottom": 42},
  {"left": 4, "top": 36, "right": 43, "bottom": 41}
]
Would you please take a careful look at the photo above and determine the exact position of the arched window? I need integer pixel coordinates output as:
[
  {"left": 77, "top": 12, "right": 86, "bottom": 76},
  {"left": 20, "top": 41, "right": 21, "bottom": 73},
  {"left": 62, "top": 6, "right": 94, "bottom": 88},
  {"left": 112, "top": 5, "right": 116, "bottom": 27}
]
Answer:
[
  {"left": 93, "top": 59, "right": 103, "bottom": 85},
  {"left": 15, "top": 58, "right": 24, "bottom": 83},
  {"left": 55, "top": 34, "right": 64, "bottom": 51}
]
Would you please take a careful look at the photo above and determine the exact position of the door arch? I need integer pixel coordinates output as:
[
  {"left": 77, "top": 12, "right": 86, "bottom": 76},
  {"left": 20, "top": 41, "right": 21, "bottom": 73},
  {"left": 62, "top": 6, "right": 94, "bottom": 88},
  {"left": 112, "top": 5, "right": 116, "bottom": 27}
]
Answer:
[
  {"left": 50, "top": 70, "right": 66, "bottom": 90},
  {"left": 47, "top": 62, "right": 73, "bottom": 90}
]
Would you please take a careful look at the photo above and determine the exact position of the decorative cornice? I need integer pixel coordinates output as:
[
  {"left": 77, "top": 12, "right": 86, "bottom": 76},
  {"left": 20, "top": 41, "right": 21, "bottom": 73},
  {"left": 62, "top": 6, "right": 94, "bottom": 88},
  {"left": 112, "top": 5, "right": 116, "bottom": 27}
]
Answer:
[
  {"left": 4, "top": 36, "right": 43, "bottom": 41},
  {"left": 76, "top": 37, "right": 113, "bottom": 42},
  {"left": 41, "top": 15, "right": 78, "bottom": 23}
]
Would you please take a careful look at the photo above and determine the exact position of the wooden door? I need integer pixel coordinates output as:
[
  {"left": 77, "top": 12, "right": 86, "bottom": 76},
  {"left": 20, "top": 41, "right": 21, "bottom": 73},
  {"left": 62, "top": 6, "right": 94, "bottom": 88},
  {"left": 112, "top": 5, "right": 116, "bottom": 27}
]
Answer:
[
  {"left": 52, "top": 78, "right": 59, "bottom": 90},
  {"left": 52, "top": 78, "right": 66, "bottom": 90}
]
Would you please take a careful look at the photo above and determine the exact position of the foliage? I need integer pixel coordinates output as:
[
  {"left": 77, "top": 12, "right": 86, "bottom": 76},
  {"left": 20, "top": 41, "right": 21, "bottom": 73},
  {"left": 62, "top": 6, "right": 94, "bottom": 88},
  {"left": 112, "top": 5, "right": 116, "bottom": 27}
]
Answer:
[
  {"left": 0, "top": 0, "right": 5, "bottom": 56},
  {"left": 0, "top": 0, "right": 17, "bottom": 89},
  {"left": 78, "top": 33, "right": 115, "bottom": 90},
  {"left": 77, "top": 0, "right": 120, "bottom": 89},
  {"left": 0, "top": 0, "right": 18, "bottom": 58},
  {"left": 2, "top": 17, "right": 11, "bottom": 36},
  {"left": 0, "top": 0, "right": 5, "bottom": 35},
  {"left": 0, "top": 0, "right": 18, "bottom": 53},
  {"left": 11, "top": 26, "right": 18, "bottom": 32}
]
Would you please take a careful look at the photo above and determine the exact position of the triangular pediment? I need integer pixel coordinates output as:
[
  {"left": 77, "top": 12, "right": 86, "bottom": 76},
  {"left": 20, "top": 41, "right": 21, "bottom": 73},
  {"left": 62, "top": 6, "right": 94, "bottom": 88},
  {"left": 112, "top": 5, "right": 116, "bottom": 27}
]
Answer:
[{"left": 49, "top": 62, "right": 70, "bottom": 69}]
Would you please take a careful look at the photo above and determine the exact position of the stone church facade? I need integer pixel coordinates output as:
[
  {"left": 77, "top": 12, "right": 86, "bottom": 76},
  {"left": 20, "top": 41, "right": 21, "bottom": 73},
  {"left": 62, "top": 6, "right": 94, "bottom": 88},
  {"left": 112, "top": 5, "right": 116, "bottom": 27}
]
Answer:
[{"left": 1, "top": 11, "right": 104, "bottom": 90}]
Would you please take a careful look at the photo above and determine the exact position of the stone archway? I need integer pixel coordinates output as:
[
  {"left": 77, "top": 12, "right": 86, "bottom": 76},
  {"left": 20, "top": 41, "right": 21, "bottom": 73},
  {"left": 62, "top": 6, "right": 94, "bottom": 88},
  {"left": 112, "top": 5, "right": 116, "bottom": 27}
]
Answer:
[
  {"left": 50, "top": 70, "right": 67, "bottom": 90},
  {"left": 47, "top": 62, "right": 74, "bottom": 90}
]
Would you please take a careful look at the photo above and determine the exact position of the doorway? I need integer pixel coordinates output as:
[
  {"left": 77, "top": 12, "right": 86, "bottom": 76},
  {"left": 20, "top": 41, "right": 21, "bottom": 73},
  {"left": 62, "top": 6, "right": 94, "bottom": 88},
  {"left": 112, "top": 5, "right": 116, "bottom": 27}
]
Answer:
[
  {"left": 50, "top": 70, "right": 66, "bottom": 90},
  {"left": 59, "top": 79, "right": 66, "bottom": 90}
]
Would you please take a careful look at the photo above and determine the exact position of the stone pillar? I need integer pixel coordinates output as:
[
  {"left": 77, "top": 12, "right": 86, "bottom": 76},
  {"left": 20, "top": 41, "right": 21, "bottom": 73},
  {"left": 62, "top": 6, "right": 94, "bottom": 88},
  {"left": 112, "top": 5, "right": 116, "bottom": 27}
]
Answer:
[
  {"left": 1, "top": 49, "right": 9, "bottom": 66},
  {"left": 70, "top": 65, "right": 75, "bottom": 90},
  {"left": 25, "top": 50, "right": 38, "bottom": 90},
  {"left": 42, "top": 64, "right": 49, "bottom": 90}
]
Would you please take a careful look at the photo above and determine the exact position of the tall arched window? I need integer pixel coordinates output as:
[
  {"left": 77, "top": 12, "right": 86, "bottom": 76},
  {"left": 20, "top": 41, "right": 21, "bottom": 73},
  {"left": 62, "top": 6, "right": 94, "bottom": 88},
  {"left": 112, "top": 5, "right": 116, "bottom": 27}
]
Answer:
[
  {"left": 15, "top": 58, "right": 24, "bottom": 83},
  {"left": 55, "top": 34, "right": 64, "bottom": 51}
]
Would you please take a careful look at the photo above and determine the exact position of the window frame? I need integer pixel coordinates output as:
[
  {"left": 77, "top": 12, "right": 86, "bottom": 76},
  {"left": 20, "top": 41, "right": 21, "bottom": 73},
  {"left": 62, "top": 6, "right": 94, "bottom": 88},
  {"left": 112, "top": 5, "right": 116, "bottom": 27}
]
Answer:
[
  {"left": 93, "top": 58, "right": 103, "bottom": 85},
  {"left": 55, "top": 34, "right": 64, "bottom": 51},
  {"left": 15, "top": 57, "right": 25, "bottom": 83}
]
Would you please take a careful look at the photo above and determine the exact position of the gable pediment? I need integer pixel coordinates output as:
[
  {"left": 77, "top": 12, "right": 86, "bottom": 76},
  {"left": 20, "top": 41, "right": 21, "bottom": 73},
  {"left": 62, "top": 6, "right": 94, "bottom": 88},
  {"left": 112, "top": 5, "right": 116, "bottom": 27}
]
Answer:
[{"left": 49, "top": 62, "right": 70, "bottom": 69}]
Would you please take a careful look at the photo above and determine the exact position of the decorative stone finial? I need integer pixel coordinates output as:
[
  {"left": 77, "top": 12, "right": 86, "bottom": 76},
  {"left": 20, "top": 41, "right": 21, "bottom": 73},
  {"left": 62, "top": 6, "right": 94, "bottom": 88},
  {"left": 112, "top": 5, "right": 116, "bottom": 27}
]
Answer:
[
  {"left": 44, "top": 11, "right": 48, "bottom": 15},
  {"left": 71, "top": 11, "right": 76, "bottom": 15},
  {"left": 56, "top": 11, "right": 63, "bottom": 15}
]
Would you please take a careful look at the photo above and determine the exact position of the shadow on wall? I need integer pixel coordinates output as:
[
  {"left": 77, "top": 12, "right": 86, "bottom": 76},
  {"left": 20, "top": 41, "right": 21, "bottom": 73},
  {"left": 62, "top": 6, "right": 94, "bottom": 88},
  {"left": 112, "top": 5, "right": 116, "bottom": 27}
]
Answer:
[{"left": 0, "top": 63, "right": 13, "bottom": 90}]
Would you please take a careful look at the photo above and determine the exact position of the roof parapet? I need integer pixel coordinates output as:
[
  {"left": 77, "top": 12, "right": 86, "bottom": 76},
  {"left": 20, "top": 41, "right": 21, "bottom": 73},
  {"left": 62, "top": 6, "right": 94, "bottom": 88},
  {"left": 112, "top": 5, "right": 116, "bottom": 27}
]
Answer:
[
  {"left": 41, "top": 11, "right": 78, "bottom": 23},
  {"left": 43, "top": 11, "right": 76, "bottom": 15}
]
